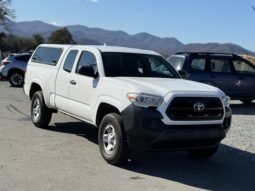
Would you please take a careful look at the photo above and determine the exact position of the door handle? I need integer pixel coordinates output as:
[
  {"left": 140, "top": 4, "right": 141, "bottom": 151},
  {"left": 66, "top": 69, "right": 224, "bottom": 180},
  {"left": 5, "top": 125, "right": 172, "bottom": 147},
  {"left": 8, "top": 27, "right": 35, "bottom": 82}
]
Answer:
[
  {"left": 210, "top": 75, "right": 216, "bottom": 78},
  {"left": 239, "top": 76, "right": 244, "bottom": 80},
  {"left": 69, "top": 80, "right": 76, "bottom": 85}
]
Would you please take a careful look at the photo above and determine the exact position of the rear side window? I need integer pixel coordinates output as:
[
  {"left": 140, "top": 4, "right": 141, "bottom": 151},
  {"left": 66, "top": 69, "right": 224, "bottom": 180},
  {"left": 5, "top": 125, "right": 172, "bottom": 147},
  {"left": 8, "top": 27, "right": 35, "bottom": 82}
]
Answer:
[
  {"left": 15, "top": 55, "right": 31, "bottom": 62},
  {"left": 191, "top": 59, "right": 206, "bottom": 71},
  {"left": 210, "top": 59, "right": 232, "bottom": 73},
  {"left": 233, "top": 60, "right": 255, "bottom": 74},
  {"left": 32, "top": 47, "right": 63, "bottom": 66},
  {"left": 63, "top": 50, "right": 78, "bottom": 72}
]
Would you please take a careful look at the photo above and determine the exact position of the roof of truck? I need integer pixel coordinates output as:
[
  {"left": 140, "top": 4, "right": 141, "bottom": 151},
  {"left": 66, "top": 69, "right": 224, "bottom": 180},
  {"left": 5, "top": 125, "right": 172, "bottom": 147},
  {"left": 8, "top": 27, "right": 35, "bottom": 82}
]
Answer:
[{"left": 39, "top": 44, "right": 159, "bottom": 55}]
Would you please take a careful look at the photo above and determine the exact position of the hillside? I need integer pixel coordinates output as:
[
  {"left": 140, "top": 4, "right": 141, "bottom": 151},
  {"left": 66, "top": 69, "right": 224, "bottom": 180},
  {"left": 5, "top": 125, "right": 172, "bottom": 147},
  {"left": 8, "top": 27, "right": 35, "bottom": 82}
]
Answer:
[
  {"left": 1, "top": 19, "right": 254, "bottom": 56},
  {"left": 15, "top": 21, "right": 184, "bottom": 55}
]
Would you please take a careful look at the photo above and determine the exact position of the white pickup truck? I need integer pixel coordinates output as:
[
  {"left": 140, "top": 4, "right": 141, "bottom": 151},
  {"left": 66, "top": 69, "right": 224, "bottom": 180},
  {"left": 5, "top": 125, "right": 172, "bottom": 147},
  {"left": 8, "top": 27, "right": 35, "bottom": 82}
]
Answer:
[{"left": 24, "top": 44, "right": 232, "bottom": 165}]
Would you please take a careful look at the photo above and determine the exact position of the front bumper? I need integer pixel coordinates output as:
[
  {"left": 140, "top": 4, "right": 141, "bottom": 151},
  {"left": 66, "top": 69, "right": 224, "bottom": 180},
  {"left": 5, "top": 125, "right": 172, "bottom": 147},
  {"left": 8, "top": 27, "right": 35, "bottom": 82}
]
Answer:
[{"left": 121, "top": 105, "right": 232, "bottom": 151}]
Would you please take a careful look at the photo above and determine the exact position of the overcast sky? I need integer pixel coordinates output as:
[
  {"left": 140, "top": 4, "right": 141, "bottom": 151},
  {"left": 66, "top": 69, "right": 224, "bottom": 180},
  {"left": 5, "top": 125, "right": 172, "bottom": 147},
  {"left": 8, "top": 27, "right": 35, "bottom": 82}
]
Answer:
[{"left": 12, "top": 0, "right": 255, "bottom": 51}]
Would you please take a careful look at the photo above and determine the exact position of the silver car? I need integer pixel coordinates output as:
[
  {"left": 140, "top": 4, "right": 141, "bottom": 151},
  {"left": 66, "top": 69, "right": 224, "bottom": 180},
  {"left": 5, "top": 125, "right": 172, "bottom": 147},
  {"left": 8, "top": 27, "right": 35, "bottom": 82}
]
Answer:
[{"left": 0, "top": 53, "right": 31, "bottom": 87}]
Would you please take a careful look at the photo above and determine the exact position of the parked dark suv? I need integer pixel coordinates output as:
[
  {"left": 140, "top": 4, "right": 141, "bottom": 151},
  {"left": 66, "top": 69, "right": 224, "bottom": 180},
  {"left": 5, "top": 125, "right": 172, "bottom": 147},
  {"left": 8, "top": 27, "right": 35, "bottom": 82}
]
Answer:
[{"left": 167, "top": 52, "right": 255, "bottom": 104}]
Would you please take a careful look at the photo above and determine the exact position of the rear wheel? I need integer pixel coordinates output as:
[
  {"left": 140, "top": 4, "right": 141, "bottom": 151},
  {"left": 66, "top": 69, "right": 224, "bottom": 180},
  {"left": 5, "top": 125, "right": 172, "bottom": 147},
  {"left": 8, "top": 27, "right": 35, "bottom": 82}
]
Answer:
[
  {"left": 240, "top": 99, "right": 253, "bottom": 104},
  {"left": 9, "top": 71, "right": 24, "bottom": 87},
  {"left": 31, "top": 91, "right": 52, "bottom": 128},
  {"left": 189, "top": 145, "right": 219, "bottom": 159},
  {"left": 98, "top": 113, "right": 129, "bottom": 165}
]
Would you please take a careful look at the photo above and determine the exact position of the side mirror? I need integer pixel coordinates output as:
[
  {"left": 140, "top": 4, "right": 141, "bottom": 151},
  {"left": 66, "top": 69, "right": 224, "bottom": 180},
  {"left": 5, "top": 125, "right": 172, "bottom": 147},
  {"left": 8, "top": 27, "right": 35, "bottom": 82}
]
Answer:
[
  {"left": 178, "top": 70, "right": 189, "bottom": 79},
  {"left": 78, "top": 65, "right": 98, "bottom": 78}
]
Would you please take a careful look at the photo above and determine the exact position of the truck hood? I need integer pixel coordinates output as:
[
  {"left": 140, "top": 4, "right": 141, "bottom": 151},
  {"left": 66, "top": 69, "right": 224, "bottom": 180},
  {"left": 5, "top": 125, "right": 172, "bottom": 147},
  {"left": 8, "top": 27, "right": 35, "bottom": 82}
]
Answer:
[{"left": 116, "top": 77, "right": 223, "bottom": 97}]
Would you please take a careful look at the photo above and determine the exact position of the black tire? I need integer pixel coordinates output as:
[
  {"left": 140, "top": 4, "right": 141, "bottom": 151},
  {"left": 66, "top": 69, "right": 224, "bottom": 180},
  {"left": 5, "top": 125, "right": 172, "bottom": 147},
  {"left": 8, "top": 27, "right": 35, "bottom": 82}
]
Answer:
[
  {"left": 98, "top": 113, "right": 129, "bottom": 165},
  {"left": 190, "top": 145, "right": 219, "bottom": 159},
  {"left": 9, "top": 71, "right": 24, "bottom": 87},
  {"left": 31, "top": 91, "right": 52, "bottom": 128},
  {"left": 240, "top": 99, "right": 253, "bottom": 104}
]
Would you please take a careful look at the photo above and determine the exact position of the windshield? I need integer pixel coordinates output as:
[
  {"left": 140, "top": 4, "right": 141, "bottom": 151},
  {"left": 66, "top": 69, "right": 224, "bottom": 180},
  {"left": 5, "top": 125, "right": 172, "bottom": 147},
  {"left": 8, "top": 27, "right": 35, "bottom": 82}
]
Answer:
[{"left": 102, "top": 52, "right": 180, "bottom": 78}]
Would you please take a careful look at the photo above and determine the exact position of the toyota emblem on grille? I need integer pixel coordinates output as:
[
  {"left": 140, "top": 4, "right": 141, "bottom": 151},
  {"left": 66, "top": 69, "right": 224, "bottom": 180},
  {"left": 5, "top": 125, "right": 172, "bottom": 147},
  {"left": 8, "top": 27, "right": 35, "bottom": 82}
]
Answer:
[{"left": 193, "top": 102, "right": 205, "bottom": 112}]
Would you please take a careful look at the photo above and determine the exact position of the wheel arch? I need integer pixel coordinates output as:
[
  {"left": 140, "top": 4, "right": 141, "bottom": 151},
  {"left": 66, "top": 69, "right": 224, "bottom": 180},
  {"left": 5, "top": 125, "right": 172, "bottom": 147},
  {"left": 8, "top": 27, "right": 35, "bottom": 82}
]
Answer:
[
  {"left": 7, "top": 68, "right": 25, "bottom": 79},
  {"left": 95, "top": 102, "right": 121, "bottom": 127},
  {"left": 29, "top": 82, "right": 42, "bottom": 100}
]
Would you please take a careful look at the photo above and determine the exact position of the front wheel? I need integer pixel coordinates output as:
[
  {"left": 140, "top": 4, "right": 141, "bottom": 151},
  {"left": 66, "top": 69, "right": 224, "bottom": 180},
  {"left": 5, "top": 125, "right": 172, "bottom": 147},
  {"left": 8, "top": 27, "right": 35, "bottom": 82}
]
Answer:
[
  {"left": 98, "top": 113, "right": 129, "bottom": 165},
  {"left": 189, "top": 145, "right": 219, "bottom": 159},
  {"left": 31, "top": 91, "right": 52, "bottom": 128}
]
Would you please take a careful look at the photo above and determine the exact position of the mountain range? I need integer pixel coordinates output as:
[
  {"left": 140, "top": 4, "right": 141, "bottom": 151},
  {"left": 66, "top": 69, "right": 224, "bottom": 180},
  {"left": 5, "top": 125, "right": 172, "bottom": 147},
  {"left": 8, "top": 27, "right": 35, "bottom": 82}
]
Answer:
[{"left": 1, "top": 18, "right": 254, "bottom": 56}]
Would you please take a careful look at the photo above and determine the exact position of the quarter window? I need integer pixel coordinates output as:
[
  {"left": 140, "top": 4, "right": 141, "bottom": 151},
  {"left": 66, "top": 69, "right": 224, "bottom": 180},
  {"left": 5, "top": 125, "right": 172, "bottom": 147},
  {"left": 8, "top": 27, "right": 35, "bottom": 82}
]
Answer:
[
  {"left": 191, "top": 59, "right": 206, "bottom": 71},
  {"left": 63, "top": 50, "right": 78, "bottom": 72},
  {"left": 233, "top": 60, "right": 255, "bottom": 74},
  {"left": 210, "top": 59, "right": 232, "bottom": 73}
]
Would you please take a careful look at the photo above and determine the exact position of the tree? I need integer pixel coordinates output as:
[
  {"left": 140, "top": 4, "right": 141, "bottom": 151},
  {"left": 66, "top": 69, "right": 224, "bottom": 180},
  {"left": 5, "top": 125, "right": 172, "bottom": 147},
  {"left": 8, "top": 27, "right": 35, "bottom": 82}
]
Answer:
[
  {"left": 1, "top": 34, "right": 34, "bottom": 53},
  {"left": 0, "top": 0, "right": 14, "bottom": 53},
  {"left": 0, "top": 0, "right": 14, "bottom": 21},
  {"left": 32, "top": 34, "right": 44, "bottom": 49},
  {"left": 0, "top": 32, "right": 6, "bottom": 45},
  {"left": 47, "top": 27, "right": 75, "bottom": 44}
]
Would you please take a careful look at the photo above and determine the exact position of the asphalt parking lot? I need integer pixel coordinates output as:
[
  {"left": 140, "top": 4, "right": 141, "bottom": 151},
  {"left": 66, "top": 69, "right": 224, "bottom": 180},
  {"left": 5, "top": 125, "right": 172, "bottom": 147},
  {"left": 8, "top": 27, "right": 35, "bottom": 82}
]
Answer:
[{"left": 0, "top": 79, "right": 255, "bottom": 191}]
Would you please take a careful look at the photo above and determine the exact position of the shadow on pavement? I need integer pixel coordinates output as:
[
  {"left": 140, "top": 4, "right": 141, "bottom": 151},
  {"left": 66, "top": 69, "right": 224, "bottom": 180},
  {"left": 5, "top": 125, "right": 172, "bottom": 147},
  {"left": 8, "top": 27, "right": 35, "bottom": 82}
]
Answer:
[
  {"left": 49, "top": 121, "right": 255, "bottom": 191},
  {"left": 231, "top": 102, "right": 255, "bottom": 115},
  {"left": 50, "top": 122, "right": 98, "bottom": 144},
  {"left": 124, "top": 145, "right": 255, "bottom": 191}
]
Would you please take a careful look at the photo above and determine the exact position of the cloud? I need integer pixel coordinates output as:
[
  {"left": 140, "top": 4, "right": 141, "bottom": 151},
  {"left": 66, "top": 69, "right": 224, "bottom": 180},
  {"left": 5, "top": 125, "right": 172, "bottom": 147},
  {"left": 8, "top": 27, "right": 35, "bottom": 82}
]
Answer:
[{"left": 50, "top": 21, "right": 60, "bottom": 26}]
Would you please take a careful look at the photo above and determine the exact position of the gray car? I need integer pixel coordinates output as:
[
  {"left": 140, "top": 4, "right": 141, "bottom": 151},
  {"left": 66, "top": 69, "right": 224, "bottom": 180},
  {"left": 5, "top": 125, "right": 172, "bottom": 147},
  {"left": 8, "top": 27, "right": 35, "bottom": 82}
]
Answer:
[{"left": 0, "top": 53, "right": 31, "bottom": 87}]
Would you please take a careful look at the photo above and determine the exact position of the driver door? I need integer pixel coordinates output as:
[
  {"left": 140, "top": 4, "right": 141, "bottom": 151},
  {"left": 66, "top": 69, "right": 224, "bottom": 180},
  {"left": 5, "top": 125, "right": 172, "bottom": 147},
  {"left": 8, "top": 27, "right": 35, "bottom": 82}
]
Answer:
[{"left": 68, "top": 50, "right": 99, "bottom": 122}]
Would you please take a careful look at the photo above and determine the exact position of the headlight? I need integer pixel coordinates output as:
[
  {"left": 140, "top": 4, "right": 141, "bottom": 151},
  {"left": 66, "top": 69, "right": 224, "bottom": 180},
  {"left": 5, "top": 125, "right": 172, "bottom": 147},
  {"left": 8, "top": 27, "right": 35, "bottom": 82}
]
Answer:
[
  {"left": 127, "top": 93, "right": 163, "bottom": 108},
  {"left": 222, "top": 96, "right": 230, "bottom": 107}
]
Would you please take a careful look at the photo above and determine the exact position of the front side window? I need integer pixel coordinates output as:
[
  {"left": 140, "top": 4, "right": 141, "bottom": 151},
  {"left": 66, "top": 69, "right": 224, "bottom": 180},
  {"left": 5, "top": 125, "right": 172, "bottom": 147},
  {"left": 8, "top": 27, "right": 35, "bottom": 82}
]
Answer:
[
  {"left": 233, "top": 60, "right": 255, "bottom": 74},
  {"left": 210, "top": 59, "right": 232, "bottom": 73},
  {"left": 190, "top": 58, "right": 206, "bottom": 71},
  {"left": 102, "top": 53, "right": 179, "bottom": 78},
  {"left": 76, "top": 51, "right": 97, "bottom": 74},
  {"left": 63, "top": 50, "right": 78, "bottom": 72},
  {"left": 32, "top": 47, "right": 62, "bottom": 66}
]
